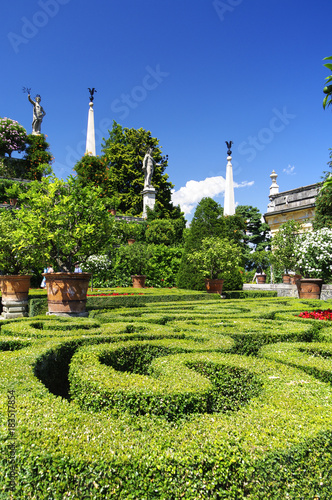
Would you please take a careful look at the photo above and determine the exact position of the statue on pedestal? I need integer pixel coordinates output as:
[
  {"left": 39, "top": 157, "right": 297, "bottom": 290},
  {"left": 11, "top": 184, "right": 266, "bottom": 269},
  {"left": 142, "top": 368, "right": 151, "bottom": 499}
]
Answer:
[
  {"left": 28, "top": 93, "right": 46, "bottom": 135},
  {"left": 142, "top": 148, "right": 160, "bottom": 189}
]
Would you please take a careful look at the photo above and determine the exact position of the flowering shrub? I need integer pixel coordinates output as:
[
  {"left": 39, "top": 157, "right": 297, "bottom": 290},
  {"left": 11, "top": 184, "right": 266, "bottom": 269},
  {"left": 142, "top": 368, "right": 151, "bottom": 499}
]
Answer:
[
  {"left": 293, "top": 228, "right": 332, "bottom": 280},
  {"left": 0, "top": 118, "right": 27, "bottom": 157},
  {"left": 83, "top": 255, "right": 113, "bottom": 287},
  {"left": 298, "top": 309, "right": 332, "bottom": 320}
]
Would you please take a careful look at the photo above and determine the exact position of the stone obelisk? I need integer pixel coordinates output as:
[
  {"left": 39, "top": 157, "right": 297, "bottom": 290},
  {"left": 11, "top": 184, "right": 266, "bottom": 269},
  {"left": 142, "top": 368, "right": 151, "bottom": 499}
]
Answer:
[
  {"left": 85, "top": 88, "right": 96, "bottom": 156},
  {"left": 224, "top": 141, "right": 235, "bottom": 216}
]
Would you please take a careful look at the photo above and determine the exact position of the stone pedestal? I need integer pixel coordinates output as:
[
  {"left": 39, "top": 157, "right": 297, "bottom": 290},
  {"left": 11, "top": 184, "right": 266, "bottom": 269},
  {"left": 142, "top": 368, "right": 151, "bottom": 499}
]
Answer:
[
  {"left": 142, "top": 187, "right": 156, "bottom": 218},
  {"left": 1, "top": 300, "right": 29, "bottom": 319}
]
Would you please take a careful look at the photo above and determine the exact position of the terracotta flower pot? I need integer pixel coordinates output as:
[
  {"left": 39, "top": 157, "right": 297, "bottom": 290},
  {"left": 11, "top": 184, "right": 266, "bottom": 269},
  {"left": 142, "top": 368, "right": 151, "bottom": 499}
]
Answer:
[
  {"left": 131, "top": 275, "right": 146, "bottom": 288},
  {"left": 290, "top": 274, "right": 302, "bottom": 285},
  {"left": 128, "top": 238, "right": 136, "bottom": 245},
  {"left": 0, "top": 274, "right": 32, "bottom": 319},
  {"left": 204, "top": 278, "right": 224, "bottom": 294},
  {"left": 256, "top": 274, "right": 266, "bottom": 284},
  {"left": 282, "top": 274, "right": 291, "bottom": 284},
  {"left": 296, "top": 278, "right": 323, "bottom": 299},
  {"left": 43, "top": 272, "right": 91, "bottom": 316}
]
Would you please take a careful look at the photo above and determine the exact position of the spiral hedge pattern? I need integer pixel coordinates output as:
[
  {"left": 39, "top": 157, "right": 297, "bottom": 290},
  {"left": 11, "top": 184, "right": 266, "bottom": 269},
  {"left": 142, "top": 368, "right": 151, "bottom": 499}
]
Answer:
[{"left": 1, "top": 295, "right": 332, "bottom": 499}]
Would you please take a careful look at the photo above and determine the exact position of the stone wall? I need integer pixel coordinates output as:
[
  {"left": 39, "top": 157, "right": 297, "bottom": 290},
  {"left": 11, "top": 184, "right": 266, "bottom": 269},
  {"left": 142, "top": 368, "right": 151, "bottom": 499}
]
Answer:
[{"left": 243, "top": 283, "right": 332, "bottom": 300}]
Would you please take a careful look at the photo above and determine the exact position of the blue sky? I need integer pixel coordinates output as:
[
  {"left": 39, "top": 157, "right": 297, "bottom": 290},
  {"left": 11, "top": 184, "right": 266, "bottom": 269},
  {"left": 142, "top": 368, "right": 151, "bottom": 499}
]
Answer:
[{"left": 1, "top": 0, "right": 332, "bottom": 222}]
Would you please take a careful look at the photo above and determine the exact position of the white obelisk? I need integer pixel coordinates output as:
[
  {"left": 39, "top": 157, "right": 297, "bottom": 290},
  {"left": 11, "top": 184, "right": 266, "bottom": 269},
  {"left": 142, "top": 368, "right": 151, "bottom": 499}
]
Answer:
[
  {"left": 224, "top": 141, "right": 235, "bottom": 216},
  {"left": 85, "top": 95, "right": 96, "bottom": 156}
]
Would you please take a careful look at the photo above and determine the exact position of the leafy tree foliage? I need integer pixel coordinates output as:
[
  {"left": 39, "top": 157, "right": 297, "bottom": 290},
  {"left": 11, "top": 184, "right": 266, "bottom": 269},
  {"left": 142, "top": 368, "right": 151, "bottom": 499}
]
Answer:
[
  {"left": 145, "top": 219, "right": 176, "bottom": 246},
  {"left": 74, "top": 155, "right": 109, "bottom": 189},
  {"left": 0, "top": 209, "right": 32, "bottom": 274},
  {"left": 270, "top": 220, "right": 301, "bottom": 274},
  {"left": 14, "top": 176, "right": 115, "bottom": 272},
  {"left": 235, "top": 205, "right": 271, "bottom": 270},
  {"left": 100, "top": 122, "right": 175, "bottom": 216},
  {"left": 323, "top": 56, "right": 332, "bottom": 110},
  {"left": 313, "top": 151, "right": 332, "bottom": 230},
  {"left": 146, "top": 204, "right": 186, "bottom": 244},
  {"left": 236, "top": 205, "right": 271, "bottom": 250},
  {"left": 176, "top": 198, "right": 245, "bottom": 290},
  {"left": 23, "top": 134, "right": 53, "bottom": 180}
]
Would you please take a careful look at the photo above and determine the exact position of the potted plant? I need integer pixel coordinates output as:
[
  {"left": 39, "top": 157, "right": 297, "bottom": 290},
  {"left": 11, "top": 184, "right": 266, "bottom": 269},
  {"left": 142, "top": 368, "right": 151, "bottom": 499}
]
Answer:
[
  {"left": 270, "top": 220, "right": 301, "bottom": 283},
  {"left": 124, "top": 222, "right": 143, "bottom": 245},
  {"left": 188, "top": 237, "right": 242, "bottom": 294},
  {"left": 0, "top": 209, "right": 33, "bottom": 318},
  {"left": 293, "top": 228, "right": 332, "bottom": 299},
  {"left": 5, "top": 182, "right": 21, "bottom": 206},
  {"left": 108, "top": 194, "right": 121, "bottom": 216},
  {"left": 13, "top": 176, "right": 116, "bottom": 316},
  {"left": 250, "top": 250, "right": 271, "bottom": 284},
  {"left": 115, "top": 242, "right": 151, "bottom": 288}
]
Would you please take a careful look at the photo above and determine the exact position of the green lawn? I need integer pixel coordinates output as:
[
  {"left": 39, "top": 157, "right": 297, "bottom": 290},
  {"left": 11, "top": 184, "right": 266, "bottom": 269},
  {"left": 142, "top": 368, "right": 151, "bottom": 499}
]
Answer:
[{"left": 1, "top": 293, "right": 332, "bottom": 499}]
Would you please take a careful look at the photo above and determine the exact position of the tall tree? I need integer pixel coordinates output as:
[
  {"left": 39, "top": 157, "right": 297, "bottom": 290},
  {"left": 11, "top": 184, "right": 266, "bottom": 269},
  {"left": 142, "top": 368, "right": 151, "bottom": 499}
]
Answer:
[
  {"left": 100, "top": 122, "right": 175, "bottom": 216},
  {"left": 235, "top": 205, "right": 271, "bottom": 270},
  {"left": 176, "top": 197, "right": 245, "bottom": 290},
  {"left": 313, "top": 150, "right": 332, "bottom": 229}
]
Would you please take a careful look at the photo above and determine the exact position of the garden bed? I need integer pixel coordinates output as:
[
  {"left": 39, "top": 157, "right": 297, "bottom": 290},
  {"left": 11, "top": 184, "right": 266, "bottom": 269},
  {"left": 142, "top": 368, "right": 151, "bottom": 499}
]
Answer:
[{"left": 1, "top": 296, "right": 332, "bottom": 498}]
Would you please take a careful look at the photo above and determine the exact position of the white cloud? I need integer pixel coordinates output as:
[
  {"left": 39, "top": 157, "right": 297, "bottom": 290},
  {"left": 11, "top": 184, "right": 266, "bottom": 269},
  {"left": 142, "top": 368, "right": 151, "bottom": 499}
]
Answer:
[
  {"left": 171, "top": 176, "right": 254, "bottom": 216},
  {"left": 283, "top": 164, "right": 296, "bottom": 175}
]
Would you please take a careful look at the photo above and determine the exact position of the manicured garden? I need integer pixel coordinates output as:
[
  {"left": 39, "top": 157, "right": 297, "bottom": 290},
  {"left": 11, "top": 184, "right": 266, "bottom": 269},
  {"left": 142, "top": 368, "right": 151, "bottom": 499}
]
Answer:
[{"left": 2, "top": 291, "right": 332, "bottom": 499}]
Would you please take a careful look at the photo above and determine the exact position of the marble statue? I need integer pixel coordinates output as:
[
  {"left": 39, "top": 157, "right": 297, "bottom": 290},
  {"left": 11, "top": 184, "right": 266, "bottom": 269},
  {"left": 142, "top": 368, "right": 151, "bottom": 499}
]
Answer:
[
  {"left": 28, "top": 94, "right": 46, "bottom": 135},
  {"left": 142, "top": 148, "right": 160, "bottom": 189}
]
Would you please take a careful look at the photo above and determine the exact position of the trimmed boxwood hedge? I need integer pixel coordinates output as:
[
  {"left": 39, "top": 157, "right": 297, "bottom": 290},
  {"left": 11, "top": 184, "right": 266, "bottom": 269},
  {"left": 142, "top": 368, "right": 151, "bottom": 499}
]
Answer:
[{"left": 1, "top": 295, "right": 332, "bottom": 498}]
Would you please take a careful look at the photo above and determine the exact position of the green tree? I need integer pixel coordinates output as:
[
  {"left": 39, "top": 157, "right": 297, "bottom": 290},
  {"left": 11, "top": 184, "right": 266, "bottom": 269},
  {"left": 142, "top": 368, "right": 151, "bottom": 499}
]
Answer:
[
  {"left": 314, "top": 150, "right": 332, "bottom": 229},
  {"left": 270, "top": 220, "right": 301, "bottom": 274},
  {"left": 176, "top": 198, "right": 245, "bottom": 290},
  {"left": 14, "top": 176, "right": 115, "bottom": 272},
  {"left": 235, "top": 205, "right": 271, "bottom": 269},
  {"left": 323, "top": 56, "right": 332, "bottom": 109},
  {"left": 0, "top": 209, "right": 32, "bottom": 274},
  {"left": 74, "top": 154, "right": 110, "bottom": 190},
  {"left": 146, "top": 204, "right": 186, "bottom": 244},
  {"left": 145, "top": 219, "right": 176, "bottom": 246},
  {"left": 101, "top": 122, "right": 175, "bottom": 216},
  {"left": 23, "top": 134, "right": 53, "bottom": 180}
]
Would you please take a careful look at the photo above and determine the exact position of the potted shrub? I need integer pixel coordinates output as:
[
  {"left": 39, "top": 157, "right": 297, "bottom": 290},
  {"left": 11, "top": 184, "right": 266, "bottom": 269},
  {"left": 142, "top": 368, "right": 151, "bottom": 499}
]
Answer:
[
  {"left": 270, "top": 220, "right": 301, "bottom": 283},
  {"left": 13, "top": 176, "right": 116, "bottom": 316},
  {"left": 115, "top": 242, "right": 151, "bottom": 288},
  {"left": 0, "top": 209, "right": 33, "bottom": 318},
  {"left": 5, "top": 182, "right": 22, "bottom": 206},
  {"left": 108, "top": 195, "right": 121, "bottom": 216},
  {"left": 250, "top": 250, "right": 271, "bottom": 284},
  {"left": 124, "top": 221, "right": 143, "bottom": 245},
  {"left": 187, "top": 236, "right": 242, "bottom": 294},
  {"left": 293, "top": 228, "right": 332, "bottom": 299}
]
